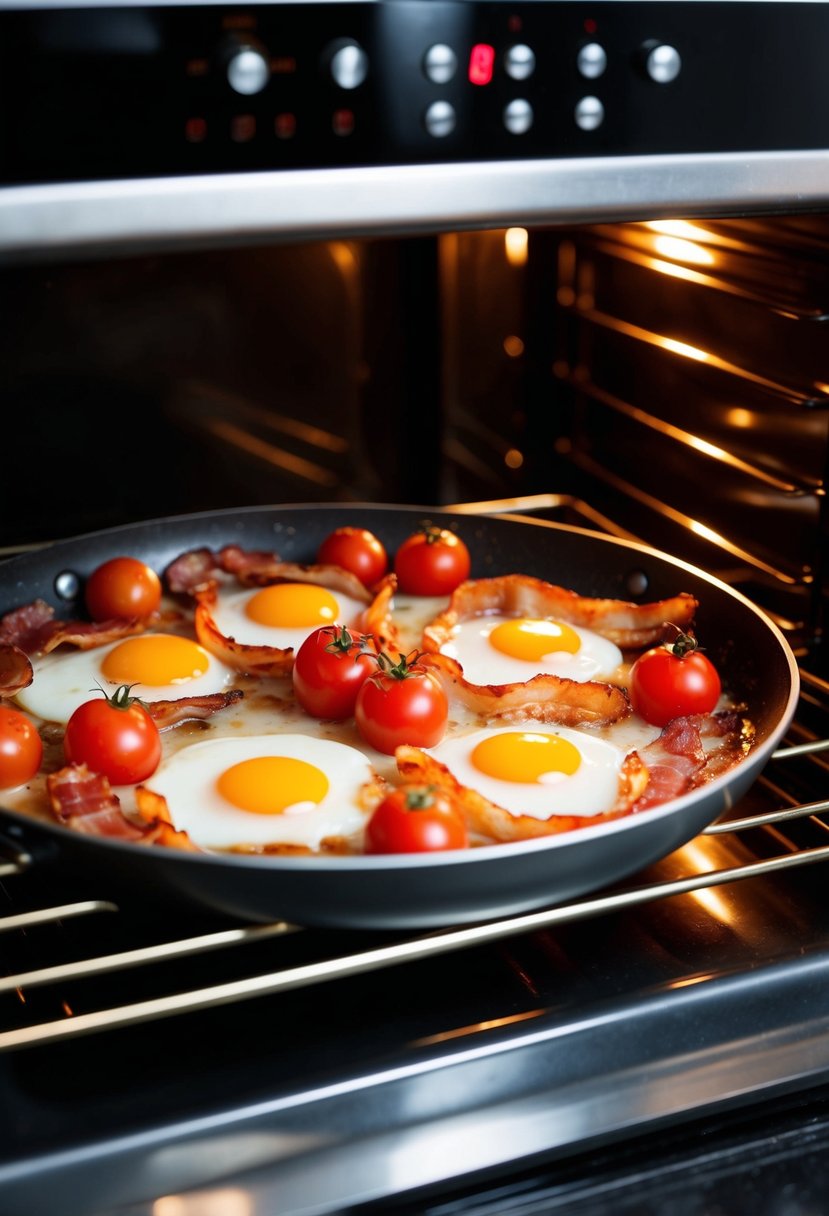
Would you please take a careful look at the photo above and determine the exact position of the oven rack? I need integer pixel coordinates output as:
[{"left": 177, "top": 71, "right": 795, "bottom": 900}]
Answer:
[{"left": 0, "top": 716, "right": 826, "bottom": 1054}]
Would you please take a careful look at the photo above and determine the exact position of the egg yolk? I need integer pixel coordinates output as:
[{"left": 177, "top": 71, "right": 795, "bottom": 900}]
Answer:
[
  {"left": 472, "top": 731, "right": 582, "bottom": 784},
  {"left": 245, "top": 583, "right": 340, "bottom": 628},
  {"left": 216, "top": 756, "right": 330, "bottom": 815},
  {"left": 489, "top": 618, "right": 581, "bottom": 661},
  {"left": 101, "top": 634, "right": 211, "bottom": 686}
]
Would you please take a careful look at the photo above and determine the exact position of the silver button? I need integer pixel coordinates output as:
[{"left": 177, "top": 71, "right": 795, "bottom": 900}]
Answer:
[
  {"left": 575, "top": 95, "right": 604, "bottom": 130},
  {"left": 577, "top": 42, "right": 606, "bottom": 79},
  {"left": 423, "top": 43, "right": 457, "bottom": 84},
  {"left": 424, "top": 100, "right": 456, "bottom": 137},
  {"left": 227, "top": 47, "right": 270, "bottom": 96},
  {"left": 504, "top": 44, "right": 535, "bottom": 81},
  {"left": 504, "top": 98, "right": 533, "bottom": 134},
  {"left": 645, "top": 43, "right": 681, "bottom": 83},
  {"left": 330, "top": 42, "right": 368, "bottom": 90}
]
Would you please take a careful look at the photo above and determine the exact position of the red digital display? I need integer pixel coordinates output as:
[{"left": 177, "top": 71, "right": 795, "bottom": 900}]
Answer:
[{"left": 468, "top": 43, "right": 495, "bottom": 85}]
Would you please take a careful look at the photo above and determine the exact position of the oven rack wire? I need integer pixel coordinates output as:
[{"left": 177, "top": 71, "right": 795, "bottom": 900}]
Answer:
[{"left": 0, "top": 723, "right": 826, "bottom": 1054}]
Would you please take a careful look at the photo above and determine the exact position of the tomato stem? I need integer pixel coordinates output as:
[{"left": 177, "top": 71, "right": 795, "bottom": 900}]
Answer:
[
  {"left": 322, "top": 625, "right": 373, "bottom": 661},
  {"left": 371, "top": 648, "right": 423, "bottom": 681},
  {"left": 91, "top": 682, "right": 150, "bottom": 711},
  {"left": 402, "top": 784, "right": 438, "bottom": 811},
  {"left": 662, "top": 623, "right": 700, "bottom": 658}
]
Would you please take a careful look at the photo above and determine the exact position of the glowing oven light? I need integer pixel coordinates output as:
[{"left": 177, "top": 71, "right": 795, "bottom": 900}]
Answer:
[{"left": 469, "top": 43, "right": 495, "bottom": 85}]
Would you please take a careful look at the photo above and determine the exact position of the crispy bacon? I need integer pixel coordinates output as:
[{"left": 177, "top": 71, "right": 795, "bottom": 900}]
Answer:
[
  {"left": 358, "top": 572, "right": 400, "bottom": 652},
  {"left": 422, "top": 575, "right": 698, "bottom": 652},
  {"left": 164, "top": 545, "right": 287, "bottom": 594},
  {"left": 419, "top": 652, "right": 630, "bottom": 728},
  {"left": 396, "top": 744, "right": 650, "bottom": 842},
  {"left": 0, "top": 642, "right": 33, "bottom": 697},
  {"left": 46, "top": 764, "right": 200, "bottom": 850},
  {"left": 631, "top": 711, "right": 748, "bottom": 812},
  {"left": 146, "top": 688, "right": 244, "bottom": 731},
  {"left": 0, "top": 598, "right": 149, "bottom": 656},
  {"left": 46, "top": 765, "right": 148, "bottom": 840}
]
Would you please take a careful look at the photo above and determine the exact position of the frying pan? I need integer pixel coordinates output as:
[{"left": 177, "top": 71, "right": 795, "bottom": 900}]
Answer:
[{"left": 0, "top": 503, "right": 799, "bottom": 930}]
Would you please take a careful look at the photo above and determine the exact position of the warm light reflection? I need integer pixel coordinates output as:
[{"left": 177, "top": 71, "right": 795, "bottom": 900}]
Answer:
[
  {"left": 676, "top": 842, "right": 737, "bottom": 925},
  {"left": 652, "top": 235, "right": 715, "bottom": 266},
  {"left": 503, "top": 334, "right": 525, "bottom": 357},
  {"left": 504, "top": 227, "right": 529, "bottom": 266},
  {"left": 644, "top": 219, "right": 714, "bottom": 241},
  {"left": 660, "top": 337, "right": 711, "bottom": 362},
  {"left": 154, "top": 1189, "right": 253, "bottom": 1216},
  {"left": 327, "top": 241, "right": 358, "bottom": 275},
  {"left": 412, "top": 1008, "right": 546, "bottom": 1047},
  {"left": 504, "top": 448, "right": 524, "bottom": 469},
  {"left": 725, "top": 408, "right": 754, "bottom": 428}
]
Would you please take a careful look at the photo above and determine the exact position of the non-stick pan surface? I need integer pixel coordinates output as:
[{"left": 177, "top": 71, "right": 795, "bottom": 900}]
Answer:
[{"left": 0, "top": 504, "right": 799, "bottom": 929}]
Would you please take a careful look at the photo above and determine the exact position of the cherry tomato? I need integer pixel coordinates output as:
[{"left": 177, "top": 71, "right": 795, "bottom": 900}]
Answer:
[
  {"left": 317, "top": 527, "right": 388, "bottom": 587},
  {"left": 292, "top": 625, "right": 377, "bottom": 719},
  {"left": 355, "top": 651, "right": 448, "bottom": 755},
  {"left": 64, "top": 685, "right": 162, "bottom": 784},
  {"left": 365, "top": 784, "right": 468, "bottom": 853},
  {"left": 85, "top": 556, "right": 162, "bottom": 621},
  {"left": 0, "top": 706, "right": 42, "bottom": 790},
  {"left": 394, "top": 524, "right": 471, "bottom": 597},
  {"left": 629, "top": 630, "right": 722, "bottom": 727}
]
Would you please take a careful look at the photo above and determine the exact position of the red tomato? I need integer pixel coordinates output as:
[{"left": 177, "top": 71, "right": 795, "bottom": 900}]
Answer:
[
  {"left": 64, "top": 685, "right": 162, "bottom": 784},
  {"left": 85, "top": 556, "right": 162, "bottom": 621},
  {"left": 629, "top": 631, "right": 722, "bottom": 727},
  {"left": 394, "top": 524, "right": 471, "bottom": 596},
  {"left": 0, "top": 706, "right": 42, "bottom": 790},
  {"left": 365, "top": 784, "right": 468, "bottom": 853},
  {"left": 292, "top": 626, "right": 377, "bottom": 719},
  {"left": 317, "top": 527, "right": 388, "bottom": 587},
  {"left": 355, "top": 652, "right": 448, "bottom": 755}
]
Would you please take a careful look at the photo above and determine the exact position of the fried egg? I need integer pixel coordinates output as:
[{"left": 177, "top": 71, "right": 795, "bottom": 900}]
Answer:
[
  {"left": 143, "top": 733, "right": 375, "bottom": 849},
  {"left": 439, "top": 616, "right": 623, "bottom": 686},
  {"left": 208, "top": 582, "right": 368, "bottom": 651},
  {"left": 16, "top": 632, "right": 237, "bottom": 725},
  {"left": 429, "top": 724, "right": 625, "bottom": 819}
]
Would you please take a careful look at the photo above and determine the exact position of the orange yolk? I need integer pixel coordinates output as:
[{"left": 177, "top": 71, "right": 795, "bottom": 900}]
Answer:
[
  {"left": 216, "top": 756, "right": 330, "bottom": 815},
  {"left": 101, "top": 634, "right": 211, "bottom": 686},
  {"left": 471, "top": 731, "right": 582, "bottom": 784},
  {"left": 489, "top": 618, "right": 581, "bottom": 661},
  {"left": 245, "top": 583, "right": 340, "bottom": 628}
]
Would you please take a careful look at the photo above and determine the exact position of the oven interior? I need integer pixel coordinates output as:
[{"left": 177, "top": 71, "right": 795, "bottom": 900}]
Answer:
[{"left": 0, "top": 214, "right": 827, "bottom": 1215}]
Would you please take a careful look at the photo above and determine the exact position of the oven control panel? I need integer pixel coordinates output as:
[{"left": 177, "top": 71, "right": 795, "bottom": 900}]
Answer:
[{"left": 0, "top": 1, "right": 828, "bottom": 185}]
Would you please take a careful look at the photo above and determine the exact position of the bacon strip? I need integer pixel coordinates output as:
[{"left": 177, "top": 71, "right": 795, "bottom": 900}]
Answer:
[
  {"left": 420, "top": 652, "right": 630, "bottom": 728},
  {"left": 46, "top": 764, "right": 200, "bottom": 850},
  {"left": 0, "top": 642, "right": 33, "bottom": 697},
  {"left": 396, "top": 744, "right": 650, "bottom": 842},
  {"left": 0, "top": 598, "right": 150, "bottom": 656},
  {"left": 631, "top": 711, "right": 748, "bottom": 812},
  {"left": 422, "top": 575, "right": 698, "bottom": 652},
  {"left": 146, "top": 689, "right": 244, "bottom": 731}
]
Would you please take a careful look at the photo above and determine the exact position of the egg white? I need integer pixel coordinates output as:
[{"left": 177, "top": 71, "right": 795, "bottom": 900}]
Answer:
[
  {"left": 440, "top": 616, "right": 623, "bottom": 686},
  {"left": 208, "top": 584, "right": 368, "bottom": 651},
  {"left": 143, "top": 733, "right": 375, "bottom": 849},
  {"left": 15, "top": 637, "right": 237, "bottom": 725},
  {"left": 428, "top": 724, "right": 626, "bottom": 820}
]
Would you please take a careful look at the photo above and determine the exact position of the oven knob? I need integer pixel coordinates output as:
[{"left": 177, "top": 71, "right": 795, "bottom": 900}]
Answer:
[
  {"left": 575, "top": 95, "right": 604, "bottom": 130},
  {"left": 328, "top": 40, "right": 369, "bottom": 89},
  {"left": 504, "top": 44, "right": 536, "bottom": 81},
  {"left": 226, "top": 42, "right": 271, "bottom": 95},
  {"left": 423, "top": 44, "right": 458, "bottom": 84},
  {"left": 577, "top": 42, "right": 607, "bottom": 79},
  {"left": 643, "top": 42, "right": 682, "bottom": 83},
  {"left": 504, "top": 98, "right": 533, "bottom": 134},
  {"left": 424, "top": 100, "right": 456, "bottom": 137}
]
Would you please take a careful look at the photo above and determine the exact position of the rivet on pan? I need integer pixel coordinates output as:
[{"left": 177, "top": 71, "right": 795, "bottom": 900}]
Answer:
[
  {"left": 626, "top": 569, "right": 649, "bottom": 596},
  {"left": 54, "top": 570, "right": 80, "bottom": 601}
]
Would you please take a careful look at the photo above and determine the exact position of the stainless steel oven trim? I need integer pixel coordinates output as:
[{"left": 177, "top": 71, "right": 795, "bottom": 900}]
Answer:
[{"left": 3, "top": 150, "right": 829, "bottom": 258}]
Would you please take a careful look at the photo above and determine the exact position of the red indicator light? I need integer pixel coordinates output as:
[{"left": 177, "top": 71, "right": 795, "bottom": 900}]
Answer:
[
  {"left": 468, "top": 43, "right": 495, "bottom": 86},
  {"left": 275, "top": 112, "right": 297, "bottom": 139},
  {"left": 184, "top": 117, "right": 207, "bottom": 143},
  {"left": 584, "top": 17, "right": 598, "bottom": 33},
  {"left": 332, "top": 108, "right": 355, "bottom": 136}
]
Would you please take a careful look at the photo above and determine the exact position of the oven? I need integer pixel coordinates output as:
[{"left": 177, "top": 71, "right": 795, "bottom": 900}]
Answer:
[{"left": 1, "top": 1, "right": 828, "bottom": 1213}]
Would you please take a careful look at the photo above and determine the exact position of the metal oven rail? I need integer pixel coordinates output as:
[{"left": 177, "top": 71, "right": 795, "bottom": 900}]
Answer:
[{"left": 0, "top": 722, "right": 827, "bottom": 1053}]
